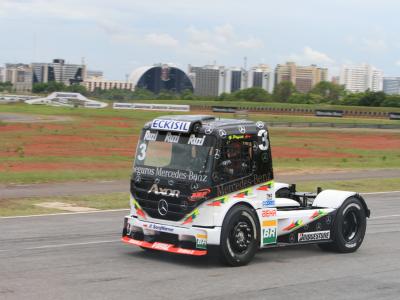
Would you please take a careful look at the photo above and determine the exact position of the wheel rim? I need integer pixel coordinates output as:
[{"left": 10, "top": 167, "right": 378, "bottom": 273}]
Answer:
[
  {"left": 229, "top": 218, "right": 254, "bottom": 254},
  {"left": 342, "top": 209, "right": 359, "bottom": 242}
]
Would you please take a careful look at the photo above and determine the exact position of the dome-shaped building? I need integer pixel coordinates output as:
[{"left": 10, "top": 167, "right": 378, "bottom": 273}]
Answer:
[{"left": 129, "top": 63, "right": 193, "bottom": 94}]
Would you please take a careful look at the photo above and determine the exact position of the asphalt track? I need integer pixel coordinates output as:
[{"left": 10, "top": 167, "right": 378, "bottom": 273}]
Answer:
[
  {"left": 0, "top": 192, "right": 400, "bottom": 300},
  {"left": 2, "top": 168, "right": 400, "bottom": 199}
]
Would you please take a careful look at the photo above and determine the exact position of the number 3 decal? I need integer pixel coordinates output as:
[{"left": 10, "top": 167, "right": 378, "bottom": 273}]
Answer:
[
  {"left": 137, "top": 143, "right": 147, "bottom": 160},
  {"left": 258, "top": 130, "right": 269, "bottom": 151}
]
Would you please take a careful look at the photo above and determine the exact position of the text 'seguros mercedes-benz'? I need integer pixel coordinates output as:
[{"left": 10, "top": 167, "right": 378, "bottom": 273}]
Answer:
[{"left": 121, "top": 115, "right": 370, "bottom": 266}]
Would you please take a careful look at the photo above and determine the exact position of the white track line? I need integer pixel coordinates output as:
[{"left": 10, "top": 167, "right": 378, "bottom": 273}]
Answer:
[
  {"left": 0, "top": 208, "right": 129, "bottom": 219},
  {"left": 361, "top": 191, "right": 400, "bottom": 195},
  {"left": 370, "top": 214, "right": 400, "bottom": 220},
  {"left": 0, "top": 240, "right": 120, "bottom": 253}
]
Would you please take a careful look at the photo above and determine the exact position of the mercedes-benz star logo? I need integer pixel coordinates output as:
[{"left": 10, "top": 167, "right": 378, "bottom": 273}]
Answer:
[{"left": 158, "top": 199, "right": 168, "bottom": 216}]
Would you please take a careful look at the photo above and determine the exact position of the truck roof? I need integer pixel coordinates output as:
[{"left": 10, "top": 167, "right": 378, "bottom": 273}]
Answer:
[{"left": 144, "top": 115, "right": 266, "bottom": 136}]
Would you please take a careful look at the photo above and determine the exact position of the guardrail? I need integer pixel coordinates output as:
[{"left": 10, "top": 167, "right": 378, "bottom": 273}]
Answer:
[
  {"left": 266, "top": 121, "right": 400, "bottom": 129},
  {"left": 113, "top": 102, "right": 190, "bottom": 111},
  {"left": 192, "top": 104, "right": 399, "bottom": 119}
]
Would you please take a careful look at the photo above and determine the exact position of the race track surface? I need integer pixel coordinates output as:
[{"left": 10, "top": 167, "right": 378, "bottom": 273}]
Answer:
[{"left": 0, "top": 192, "right": 399, "bottom": 300}]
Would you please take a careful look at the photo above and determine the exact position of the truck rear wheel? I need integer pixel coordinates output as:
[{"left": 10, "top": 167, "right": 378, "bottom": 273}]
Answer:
[
  {"left": 318, "top": 196, "right": 367, "bottom": 253},
  {"left": 219, "top": 205, "right": 259, "bottom": 266}
]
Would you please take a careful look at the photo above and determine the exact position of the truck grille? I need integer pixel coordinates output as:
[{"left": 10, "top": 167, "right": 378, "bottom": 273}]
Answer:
[{"left": 131, "top": 178, "right": 197, "bottom": 222}]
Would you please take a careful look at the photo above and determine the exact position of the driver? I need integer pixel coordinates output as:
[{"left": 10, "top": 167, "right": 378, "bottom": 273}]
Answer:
[{"left": 222, "top": 141, "right": 248, "bottom": 177}]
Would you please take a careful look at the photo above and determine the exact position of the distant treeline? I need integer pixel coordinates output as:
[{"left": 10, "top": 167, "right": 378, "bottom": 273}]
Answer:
[{"left": 22, "top": 81, "right": 400, "bottom": 108}]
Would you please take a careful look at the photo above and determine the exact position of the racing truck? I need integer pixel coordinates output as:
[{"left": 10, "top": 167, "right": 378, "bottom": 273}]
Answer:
[{"left": 122, "top": 115, "right": 370, "bottom": 266}]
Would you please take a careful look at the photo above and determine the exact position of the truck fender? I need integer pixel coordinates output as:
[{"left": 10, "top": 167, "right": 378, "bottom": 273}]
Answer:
[
  {"left": 211, "top": 200, "right": 259, "bottom": 227},
  {"left": 312, "top": 190, "right": 370, "bottom": 217},
  {"left": 274, "top": 182, "right": 290, "bottom": 194}
]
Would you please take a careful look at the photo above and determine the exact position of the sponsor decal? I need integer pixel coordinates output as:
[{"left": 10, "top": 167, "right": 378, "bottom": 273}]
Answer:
[
  {"left": 216, "top": 174, "right": 269, "bottom": 196},
  {"left": 188, "top": 134, "right": 206, "bottom": 146},
  {"left": 148, "top": 184, "right": 180, "bottom": 198},
  {"left": 256, "top": 121, "right": 264, "bottom": 129},
  {"left": 298, "top": 230, "right": 330, "bottom": 242},
  {"left": 147, "top": 223, "right": 174, "bottom": 233},
  {"left": 257, "top": 181, "right": 273, "bottom": 191},
  {"left": 132, "top": 198, "right": 146, "bottom": 219},
  {"left": 258, "top": 130, "right": 269, "bottom": 151},
  {"left": 207, "top": 196, "right": 229, "bottom": 206},
  {"left": 158, "top": 199, "right": 169, "bottom": 216},
  {"left": 262, "top": 227, "right": 277, "bottom": 245},
  {"left": 143, "top": 130, "right": 157, "bottom": 141},
  {"left": 188, "top": 171, "right": 208, "bottom": 183},
  {"left": 234, "top": 187, "right": 252, "bottom": 198},
  {"left": 310, "top": 210, "right": 327, "bottom": 220},
  {"left": 262, "top": 209, "right": 277, "bottom": 218},
  {"left": 196, "top": 234, "right": 207, "bottom": 249},
  {"left": 182, "top": 208, "right": 200, "bottom": 225},
  {"left": 177, "top": 248, "right": 195, "bottom": 255},
  {"left": 151, "top": 119, "right": 191, "bottom": 132},
  {"left": 283, "top": 220, "right": 303, "bottom": 231},
  {"left": 228, "top": 134, "right": 245, "bottom": 140},
  {"left": 262, "top": 191, "right": 275, "bottom": 208},
  {"left": 164, "top": 132, "right": 180, "bottom": 143},
  {"left": 205, "top": 127, "right": 213, "bottom": 135},
  {"left": 134, "top": 166, "right": 155, "bottom": 176},
  {"left": 152, "top": 242, "right": 172, "bottom": 251}
]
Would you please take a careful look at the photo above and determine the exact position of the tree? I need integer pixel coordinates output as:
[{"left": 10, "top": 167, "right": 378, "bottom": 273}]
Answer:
[
  {"left": 310, "top": 81, "right": 345, "bottom": 103},
  {"left": 233, "top": 87, "right": 272, "bottom": 102},
  {"left": 381, "top": 95, "right": 400, "bottom": 107},
  {"left": 273, "top": 81, "right": 296, "bottom": 102},
  {"left": 0, "top": 81, "right": 13, "bottom": 93}
]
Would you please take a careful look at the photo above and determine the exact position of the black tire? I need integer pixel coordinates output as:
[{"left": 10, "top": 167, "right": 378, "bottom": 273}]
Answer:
[
  {"left": 318, "top": 196, "right": 367, "bottom": 253},
  {"left": 219, "top": 205, "right": 260, "bottom": 266},
  {"left": 275, "top": 187, "right": 291, "bottom": 198}
]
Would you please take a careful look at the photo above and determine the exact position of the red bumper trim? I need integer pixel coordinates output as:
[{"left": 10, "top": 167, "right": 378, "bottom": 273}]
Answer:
[{"left": 121, "top": 236, "right": 207, "bottom": 256}]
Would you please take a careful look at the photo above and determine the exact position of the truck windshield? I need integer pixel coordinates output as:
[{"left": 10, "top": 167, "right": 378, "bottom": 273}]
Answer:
[{"left": 135, "top": 139, "right": 214, "bottom": 173}]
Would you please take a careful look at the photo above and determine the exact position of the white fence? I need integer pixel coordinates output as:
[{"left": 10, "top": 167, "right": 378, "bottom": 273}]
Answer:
[{"left": 113, "top": 102, "right": 190, "bottom": 112}]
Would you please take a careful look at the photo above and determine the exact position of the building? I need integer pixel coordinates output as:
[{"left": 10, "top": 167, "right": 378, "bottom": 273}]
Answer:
[
  {"left": 83, "top": 79, "right": 133, "bottom": 92},
  {"left": 189, "top": 64, "right": 274, "bottom": 96},
  {"left": 247, "top": 64, "right": 273, "bottom": 93},
  {"left": 339, "top": 64, "right": 383, "bottom": 93},
  {"left": 129, "top": 63, "right": 193, "bottom": 94},
  {"left": 383, "top": 77, "right": 400, "bottom": 95},
  {"left": 5, "top": 64, "right": 33, "bottom": 92},
  {"left": 32, "top": 59, "right": 86, "bottom": 86},
  {"left": 188, "top": 65, "right": 222, "bottom": 97},
  {"left": 274, "top": 62, "right": 328, "bottom": 93},
  {"left": 0, "top": 67, "right": 5, "bottom": 83},
  {"left": 86, "top": 70, "right": 104, "bottom": 79}
]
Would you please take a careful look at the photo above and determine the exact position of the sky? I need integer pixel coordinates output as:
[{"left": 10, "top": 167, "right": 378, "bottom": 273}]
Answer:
[{"left": 1, "top": 0, "right": 400, "bottom": 80}]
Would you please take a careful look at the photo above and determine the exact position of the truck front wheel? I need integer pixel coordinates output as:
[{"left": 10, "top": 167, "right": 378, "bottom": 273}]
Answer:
[{"left": 219, "top": 205, "right": 259, "bottom": 266}]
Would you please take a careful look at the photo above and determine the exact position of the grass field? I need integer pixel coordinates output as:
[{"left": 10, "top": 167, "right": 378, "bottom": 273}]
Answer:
[{"left": 1, "top": 104, "right": 400, "bottom": 184}]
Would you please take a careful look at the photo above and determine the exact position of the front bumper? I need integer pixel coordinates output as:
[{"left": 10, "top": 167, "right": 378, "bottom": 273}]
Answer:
[{"left": 122, "top": 215, "right": 221, "bottom": 256}]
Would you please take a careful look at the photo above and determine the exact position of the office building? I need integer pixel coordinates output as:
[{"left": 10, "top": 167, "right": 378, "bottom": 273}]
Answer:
[
  {"left": 0, "top": 67, "right": 5, "bottom": 83},
  {"left": 86, "top": 70, "right": 104, "bottom": 79},
  {"left": 383, "top": 77, "right": 400, "bottom": 95},
  {"left": 247, "top": 64, "right": 273, "bottom": 93},
  {"left": 339, "top": 64, "right": 383, "bottom": 93},
  {"left": 188, "top": 65, "right": 222, "bottom": 97},
  {"left": 5, "top": 63, "right": 33, "bottom": 92},
  {"left": 32, "top": 59, "right": 86, "bottom": 86},
  {"left": 129, "top": 63, "right": 193, "bottom": 94},
  {"left": 83, "top": 79, "right": 133, "bottom": 92},
  {"left": 275, "top": 62, "right": 328, "bottom": 93}
]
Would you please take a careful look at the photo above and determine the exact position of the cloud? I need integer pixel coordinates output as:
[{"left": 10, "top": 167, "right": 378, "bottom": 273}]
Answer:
[
  {"left": 362, "top": 38, "right": 388, "bottom": 52},
  {"left": 236, "top": 37, "right": 263, "bottom": 49},
  {"left": 145, "top": 33, "right": 179, "bottom": 48},
  {"left": 396, "top": 60, "right": 400, "bottom": 67},
  {"left": 288, "top": 47, "right": 334, "bottom": 65}
]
